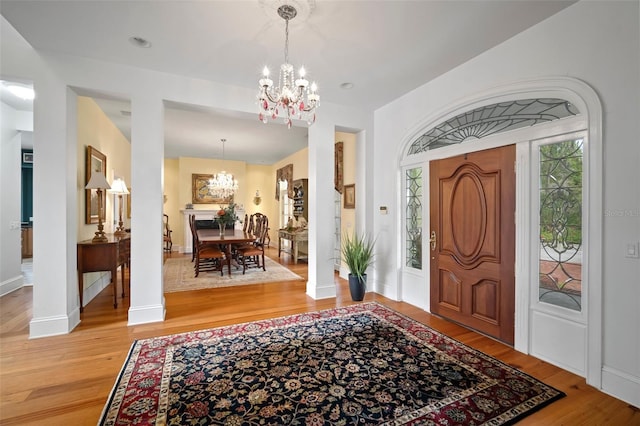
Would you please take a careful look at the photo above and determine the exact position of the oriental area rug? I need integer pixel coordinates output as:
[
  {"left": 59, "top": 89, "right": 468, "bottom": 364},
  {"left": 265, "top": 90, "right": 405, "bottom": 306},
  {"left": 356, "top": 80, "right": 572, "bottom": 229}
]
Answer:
[
  {"left": 99, "top": 303, "right": 564, "bottom": 425},
  {"left": 163, "top": 256, "right": 303, "bottom": 292}
]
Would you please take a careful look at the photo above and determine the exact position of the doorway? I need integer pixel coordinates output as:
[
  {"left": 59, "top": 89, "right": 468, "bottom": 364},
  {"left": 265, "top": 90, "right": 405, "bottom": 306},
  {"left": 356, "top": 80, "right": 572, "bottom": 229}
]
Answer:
[{"left": 401, "top": 81, "right": 602, "bottom": 385}]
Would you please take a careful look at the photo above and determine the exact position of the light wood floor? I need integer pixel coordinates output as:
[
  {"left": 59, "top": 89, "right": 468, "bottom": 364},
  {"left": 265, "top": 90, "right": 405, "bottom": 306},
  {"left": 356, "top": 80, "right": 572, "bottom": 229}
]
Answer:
[{"left": 1, "top": 248, "right": 638, "bottom": 425}]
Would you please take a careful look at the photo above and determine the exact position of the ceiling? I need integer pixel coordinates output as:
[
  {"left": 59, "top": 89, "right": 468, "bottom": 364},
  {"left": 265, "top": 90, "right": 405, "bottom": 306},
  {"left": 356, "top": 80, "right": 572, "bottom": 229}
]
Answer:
[{"left": 0, "top": 0, "right": 575, "bottom": 164}]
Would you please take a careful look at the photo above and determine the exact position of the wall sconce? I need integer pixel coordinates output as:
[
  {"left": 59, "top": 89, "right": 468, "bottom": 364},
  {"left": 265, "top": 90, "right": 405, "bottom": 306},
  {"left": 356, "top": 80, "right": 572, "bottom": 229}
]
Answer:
[
  {"left": 85, "top": 172, "right": 111, "bottom": 242},
  {"left": 108, "top": 177, "right": 129, "bottom": 237},
  {"left": 253, "top": 190, "right": 262, "bottom": 206}
]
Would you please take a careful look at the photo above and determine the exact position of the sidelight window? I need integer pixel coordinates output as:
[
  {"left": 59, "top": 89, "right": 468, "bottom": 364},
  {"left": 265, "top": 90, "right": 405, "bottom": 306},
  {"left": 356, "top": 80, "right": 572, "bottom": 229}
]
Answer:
[
  {"left": 537, "top": 138, "right": 583, "bottom": 311},
  {"left": 405, "top": 167, "right": 423, "bottom": 269}
]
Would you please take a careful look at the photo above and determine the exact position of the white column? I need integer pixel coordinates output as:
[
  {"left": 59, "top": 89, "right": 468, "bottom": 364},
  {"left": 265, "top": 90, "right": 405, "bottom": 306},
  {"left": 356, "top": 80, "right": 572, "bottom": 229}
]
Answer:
[
  {"left": 128, "top": 95, "right": 165, "bottom": 325},
  {"left": 306, "top": 120, "right": 337, "bottom": 299},
  {"left": 30, "top": 82, "right": 80, "bottom": 337}
]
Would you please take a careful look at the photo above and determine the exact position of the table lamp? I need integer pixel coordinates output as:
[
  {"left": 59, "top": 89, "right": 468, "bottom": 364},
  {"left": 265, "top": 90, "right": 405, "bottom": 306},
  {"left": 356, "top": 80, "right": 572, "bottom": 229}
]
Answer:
[
  {"left": 86, "top": 172, "right": 111, "bottom": 242},
  {"left": 109, "top": 177, "right": 129, "bottom": 237}
]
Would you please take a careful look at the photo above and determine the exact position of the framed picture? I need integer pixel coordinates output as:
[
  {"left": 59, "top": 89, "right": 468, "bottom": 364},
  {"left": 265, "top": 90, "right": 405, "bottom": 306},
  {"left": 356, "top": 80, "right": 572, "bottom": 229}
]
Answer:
[
  {"left": 334, "top": 141, "right": 343, "bottom": 194},
  {"left": 344, "top": 184, "right": 355, "bottom": 209},
  {"left": 192, "top": 173, "right": 233, "bottom": 204},
  {"left": 85, "top": 146, "right": 107, "bottom": 224}
]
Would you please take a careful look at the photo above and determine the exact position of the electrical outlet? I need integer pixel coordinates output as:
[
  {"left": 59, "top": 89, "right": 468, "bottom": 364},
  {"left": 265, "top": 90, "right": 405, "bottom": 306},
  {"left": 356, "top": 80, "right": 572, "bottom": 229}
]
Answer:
[
  {"left": 626, "top": 242, "right": 639, "bottom": 259},
  {"left": 9, "top": 221, "right": 20, "bottom": 230}
]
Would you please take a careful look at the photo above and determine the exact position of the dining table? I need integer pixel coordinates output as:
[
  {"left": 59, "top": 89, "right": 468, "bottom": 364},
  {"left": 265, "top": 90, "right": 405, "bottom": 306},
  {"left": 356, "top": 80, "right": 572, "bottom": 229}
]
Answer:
[{"left": 196, "top": 229, "right": 256, "bottom": 275}]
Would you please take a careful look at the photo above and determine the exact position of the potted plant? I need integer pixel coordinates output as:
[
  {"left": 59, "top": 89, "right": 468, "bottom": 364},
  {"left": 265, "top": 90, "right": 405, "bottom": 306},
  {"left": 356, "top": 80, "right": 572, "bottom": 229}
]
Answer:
[{"left": 341, "top": 231, "right": 375, "bottom": 301}]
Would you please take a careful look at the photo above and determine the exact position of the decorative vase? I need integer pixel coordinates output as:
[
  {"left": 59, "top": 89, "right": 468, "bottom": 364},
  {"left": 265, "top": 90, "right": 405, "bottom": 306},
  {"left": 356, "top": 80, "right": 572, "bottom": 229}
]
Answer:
[
  {"left": 219, "top": 222, "right": 226, "bottom": 237},
  {"left": 348, "top": 273, "right": 366, "bottom": 301}
]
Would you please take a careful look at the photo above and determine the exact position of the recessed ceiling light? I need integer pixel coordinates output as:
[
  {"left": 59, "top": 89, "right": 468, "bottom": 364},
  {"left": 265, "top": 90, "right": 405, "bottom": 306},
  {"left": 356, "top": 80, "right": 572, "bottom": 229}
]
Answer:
[
  {"left": 340, "top": 82, "right": 354, "bottom": 90},
  {"left": 128, "top": 36, "right": 152, "bottom": 48},
  {"left": 6, "top": 84, "right": 35, "bottom": 100}
]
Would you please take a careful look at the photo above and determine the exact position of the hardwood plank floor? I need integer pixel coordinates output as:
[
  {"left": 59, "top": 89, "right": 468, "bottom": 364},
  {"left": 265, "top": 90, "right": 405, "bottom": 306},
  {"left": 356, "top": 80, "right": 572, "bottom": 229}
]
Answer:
[{"left": 1, "top": 248, "right": 638, "bottom": 425}]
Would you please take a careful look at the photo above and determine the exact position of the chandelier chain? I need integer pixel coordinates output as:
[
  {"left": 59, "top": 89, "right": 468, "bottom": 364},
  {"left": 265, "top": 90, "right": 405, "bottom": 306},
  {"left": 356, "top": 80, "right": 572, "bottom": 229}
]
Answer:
[{"left": 284, "top": 17, "right": 289, "bottom": 64}]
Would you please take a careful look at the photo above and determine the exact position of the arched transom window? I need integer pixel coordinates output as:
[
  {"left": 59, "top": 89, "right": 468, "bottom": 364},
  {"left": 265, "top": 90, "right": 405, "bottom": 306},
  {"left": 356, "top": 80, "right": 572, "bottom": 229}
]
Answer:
[{"left": 407, "top": 98, "right": 580, "bottom": 154}]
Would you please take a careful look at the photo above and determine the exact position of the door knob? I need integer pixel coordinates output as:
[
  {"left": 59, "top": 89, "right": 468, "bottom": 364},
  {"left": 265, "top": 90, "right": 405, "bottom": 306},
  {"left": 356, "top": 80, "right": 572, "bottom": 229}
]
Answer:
[{"left": 430, "top": 231, "right": 437, "bottom": 251}]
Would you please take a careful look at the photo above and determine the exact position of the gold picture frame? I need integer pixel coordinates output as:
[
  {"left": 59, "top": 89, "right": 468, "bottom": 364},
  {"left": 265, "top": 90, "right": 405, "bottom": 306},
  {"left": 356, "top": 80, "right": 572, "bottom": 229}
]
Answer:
[
  {"left": 335, "top": 141, "right": 344, "bottom": 194},
  {"left": 85, "top": 145, "right": 107, "bottom": 224},
  {"left": 192, "top": 173, "right": 233, "bottom": 204},
  {"left": 344, "top": 184, "right": 355, "bottom": 209}
]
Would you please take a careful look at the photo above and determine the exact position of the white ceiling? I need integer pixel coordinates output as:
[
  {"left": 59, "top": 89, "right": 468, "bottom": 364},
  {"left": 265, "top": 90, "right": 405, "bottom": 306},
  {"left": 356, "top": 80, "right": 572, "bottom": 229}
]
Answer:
[{"left": 0, "top": 0, "right": 575, "bottom": 164}]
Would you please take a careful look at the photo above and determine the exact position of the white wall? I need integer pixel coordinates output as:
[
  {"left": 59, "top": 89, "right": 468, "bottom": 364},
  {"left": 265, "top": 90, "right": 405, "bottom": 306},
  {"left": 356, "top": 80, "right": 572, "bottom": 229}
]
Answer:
[
  {"left": 373, "top": 0, "right": 639, "bottom": 407},
  {"left": 0, "top": 102, "right": 23, "bottom": 296}
]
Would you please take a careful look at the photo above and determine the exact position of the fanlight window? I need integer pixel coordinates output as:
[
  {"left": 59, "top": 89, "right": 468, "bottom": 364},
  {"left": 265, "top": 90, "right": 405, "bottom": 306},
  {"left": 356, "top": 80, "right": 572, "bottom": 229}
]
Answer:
[{"left": 408, "top": 98, "right": 580, "bottom": 154}]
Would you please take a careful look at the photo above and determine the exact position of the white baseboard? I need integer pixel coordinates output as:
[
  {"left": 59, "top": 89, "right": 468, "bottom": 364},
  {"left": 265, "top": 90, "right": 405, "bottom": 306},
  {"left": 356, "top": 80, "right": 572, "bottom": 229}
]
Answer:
[
  {"left": 82, "top": 272, "right": 112, "bottom": 307},
  {"left": 306, "top": 281, "right": 337, "bottom": 299},
  {"left": 29, "top": 312, "right": 80, "bottom": 338},
  {"left": 128, "top": 304, "right": 166, "bottom": 325},
  {"left": 0, "top": 274, "right": 23, "bottom": 297},
  {"left": 601, "top": 366, "right": 640, "bottom": 408}
]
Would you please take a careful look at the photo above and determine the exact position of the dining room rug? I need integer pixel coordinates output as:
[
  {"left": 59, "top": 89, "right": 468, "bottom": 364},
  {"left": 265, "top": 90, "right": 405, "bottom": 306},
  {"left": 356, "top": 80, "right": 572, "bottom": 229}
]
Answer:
[
  {"left": 99, "top": 302, "right": 564, "bottom": 425},
  {"left": 163, "top": 256, "right": 303, "bottom": 292}
]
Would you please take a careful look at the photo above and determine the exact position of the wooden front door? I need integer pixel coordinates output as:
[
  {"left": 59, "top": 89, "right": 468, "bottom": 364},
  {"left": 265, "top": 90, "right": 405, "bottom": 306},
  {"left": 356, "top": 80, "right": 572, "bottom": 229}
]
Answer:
[{"left": 429, "top": 145, "right": 515, "bottom": 344}]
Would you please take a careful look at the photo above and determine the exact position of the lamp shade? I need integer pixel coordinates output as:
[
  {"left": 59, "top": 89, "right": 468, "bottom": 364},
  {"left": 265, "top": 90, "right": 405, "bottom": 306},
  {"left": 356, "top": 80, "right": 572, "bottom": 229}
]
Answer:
[
  {"left": 85, "top": 172, "right": 111, "bottom": 190},
  {"left": 108, "top": 177, "right": 129, "bottom": 194}
]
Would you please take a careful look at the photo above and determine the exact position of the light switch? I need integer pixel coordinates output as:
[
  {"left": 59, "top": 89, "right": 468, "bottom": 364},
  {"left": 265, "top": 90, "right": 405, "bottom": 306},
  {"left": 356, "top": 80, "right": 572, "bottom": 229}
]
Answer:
[{"left": 626, "top": 242, "right": 639, "bottom": 259}]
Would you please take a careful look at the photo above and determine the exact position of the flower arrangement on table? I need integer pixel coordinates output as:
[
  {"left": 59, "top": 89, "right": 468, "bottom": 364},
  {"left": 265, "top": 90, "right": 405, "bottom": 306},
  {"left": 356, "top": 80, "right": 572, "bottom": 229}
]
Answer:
[{"left": 215, "top": 203, "right": 238, "bottom": 228}]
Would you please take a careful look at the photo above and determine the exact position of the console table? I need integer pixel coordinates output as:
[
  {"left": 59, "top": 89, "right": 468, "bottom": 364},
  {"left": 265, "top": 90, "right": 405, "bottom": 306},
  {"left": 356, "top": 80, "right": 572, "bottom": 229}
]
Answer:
[
  {"left": 278, "top": 229, "right": 308, "bottom": 264},
  {"left": 77, "top": 234, "right": 130, "bottom": 313}
]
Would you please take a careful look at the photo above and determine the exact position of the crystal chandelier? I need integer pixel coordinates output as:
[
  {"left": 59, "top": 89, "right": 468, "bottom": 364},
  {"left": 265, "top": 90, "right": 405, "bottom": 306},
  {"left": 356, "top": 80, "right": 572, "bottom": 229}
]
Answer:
[
  {"left": 208, "top": 139, "right": 238, "bottom": 198},
  {"left": 258, "top": 4, "right": 319, "bottom": 129}
]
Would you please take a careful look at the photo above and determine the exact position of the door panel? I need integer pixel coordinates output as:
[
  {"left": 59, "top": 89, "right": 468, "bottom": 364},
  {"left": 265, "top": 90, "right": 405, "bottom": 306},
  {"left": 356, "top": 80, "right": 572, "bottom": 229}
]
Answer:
[{"left": 430, "top": 145, "right": 515, "bottom": 344}]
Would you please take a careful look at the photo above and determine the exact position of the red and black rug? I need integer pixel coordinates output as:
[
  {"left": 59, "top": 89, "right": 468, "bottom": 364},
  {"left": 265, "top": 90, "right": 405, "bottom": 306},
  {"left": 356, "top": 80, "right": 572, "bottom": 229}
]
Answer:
[{"left": 99, "top": 303, "right": 564, "bottom": 425}]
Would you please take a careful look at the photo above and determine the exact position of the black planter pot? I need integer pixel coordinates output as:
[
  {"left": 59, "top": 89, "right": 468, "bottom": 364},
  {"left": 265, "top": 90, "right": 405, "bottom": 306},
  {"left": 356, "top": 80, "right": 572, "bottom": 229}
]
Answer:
[{"left": 348, "top": 273, "right": 366, "bottom": 301}]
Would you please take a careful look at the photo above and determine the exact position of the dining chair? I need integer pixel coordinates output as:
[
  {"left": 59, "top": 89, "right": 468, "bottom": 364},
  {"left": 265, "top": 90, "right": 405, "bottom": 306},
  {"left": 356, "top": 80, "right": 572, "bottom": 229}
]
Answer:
[
  {"left": 242, "top": 213, "right": 249, "bottom": 232},
  {"left": 190, "top": 214, "right": 226, "bottom": 276},
  {"left": 236, "top": 215, "right": 268, "bottom": 274},
  {"left": 246, "top": 214, "right": 255, "bottom": 235},
  {"left": 163, "top": 214, "right": 173, "bottom": 253},
  {"left": 253, "top": 212, "right": 270, "bottom": 247},
  {"left": 189, "top": 214, "right": 196, "bottom": 262}
]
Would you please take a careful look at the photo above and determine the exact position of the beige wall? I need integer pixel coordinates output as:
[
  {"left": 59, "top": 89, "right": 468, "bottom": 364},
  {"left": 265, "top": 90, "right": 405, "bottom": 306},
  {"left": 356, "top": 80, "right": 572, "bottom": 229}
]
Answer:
[
  {"left": 76, "top": 96, "right": 131, "bottom": 241},
  {"left": 76, "top": 96, "right": 131, "bottom": 291},
  {"left": 244, "top": 163, "right": 274, "bottom": 218},
  {"left": 163, "top": 140, "right": 359, "bottom": 257},
  {"left": 163, "top": 158, "right": 179, "bottom": 241},
  {"left": 337, "top": 132, "right": 357, "bottom": 271},
  {"left": 273, "top": 147, "right": 309, "bottom": 181},
  {"left": 165, "top": 147, "right": 309, "bottom": 250}
]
